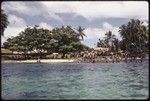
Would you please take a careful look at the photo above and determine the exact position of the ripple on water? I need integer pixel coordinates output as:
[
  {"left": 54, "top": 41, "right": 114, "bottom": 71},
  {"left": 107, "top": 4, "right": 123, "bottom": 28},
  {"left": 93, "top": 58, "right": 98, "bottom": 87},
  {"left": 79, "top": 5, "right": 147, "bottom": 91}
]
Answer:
[{"left": 1, "top": 61, "right": 149, "bottom": 99}]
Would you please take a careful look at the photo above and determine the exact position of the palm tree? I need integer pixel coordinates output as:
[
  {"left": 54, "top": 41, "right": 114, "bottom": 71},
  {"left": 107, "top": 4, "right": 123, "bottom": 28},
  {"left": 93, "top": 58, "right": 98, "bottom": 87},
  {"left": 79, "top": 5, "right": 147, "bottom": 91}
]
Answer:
[
  {"left": 97, "top": 38, "right": 106, "bottom": 47},
  {"left": 137, "top": 22, "right": 148, "bottom": 55},
  {"left": 119, "top": 24, "right": 131, "bottom": 53},
  {"left": 119, "top": 19, "right": 149, "bottom": 57},
  {"left": 1, "top": 9, "right": 9, "bottom": 36},
  {"left": 113, "top": 38, "right": 120, "bottom": 52},
  {"left": 104, "top": 31, "right": 116, "bottom": 51},
  {"left": 76, "top": 26, "right": 87, "bottom": 40}
]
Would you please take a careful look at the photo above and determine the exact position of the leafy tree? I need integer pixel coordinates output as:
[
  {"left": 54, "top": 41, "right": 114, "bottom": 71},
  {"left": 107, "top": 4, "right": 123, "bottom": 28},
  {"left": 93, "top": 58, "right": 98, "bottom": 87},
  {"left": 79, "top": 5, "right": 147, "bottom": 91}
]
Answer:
[
  {"left": 3, "top": 26, "right": 53, "bottom": 59},
  {"left": 70, "top": 42, "right": 89, "bottom": 52},
  {"left": 1, "top": 9, "right": 9, "bottom": 36},
  {"left": 52, "top": 26, "right": 88, "bottom": 55},
  {"left": 3, "top": 25, "right": 89, "bottom": 59}
]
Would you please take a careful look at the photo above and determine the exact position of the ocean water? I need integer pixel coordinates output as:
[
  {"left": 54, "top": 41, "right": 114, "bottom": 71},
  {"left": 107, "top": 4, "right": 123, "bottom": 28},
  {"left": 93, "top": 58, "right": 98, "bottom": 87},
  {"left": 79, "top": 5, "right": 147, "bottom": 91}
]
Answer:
[{"left": 1, "top": 61, "right": 149, "bottom": 100}]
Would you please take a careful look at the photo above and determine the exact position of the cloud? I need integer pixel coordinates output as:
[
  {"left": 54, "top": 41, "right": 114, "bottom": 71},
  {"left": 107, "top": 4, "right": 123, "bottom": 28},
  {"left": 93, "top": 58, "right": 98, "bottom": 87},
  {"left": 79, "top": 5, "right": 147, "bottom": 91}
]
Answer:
[
  {"left": 1, "top": 26, "right": 26, "bottom": 46},
  {"left": 43, "top": 12, "right": 63, "bottom": 22},
  {"left": 2, "top": 2, "right": 41, "bottom": 16},
  {"left": 8, "top": 14, "right": 26, "bottom": 27},
  {"left": 39, "top": 22, "right": 53, "bottom": 30},
  {"left": 84, "top": 28, "right": 106, "bottom": 39},
  {"left": 102, "top": 22, "right": 113, "bottom": 31},
  {"left": 2, "top": 1, "right": 63, "bottom": 22},
  {"left": 83, "top": 22, "right": 121, "bottom": 47},
  {"left": 2, "top": 1, "right": 148, "bottom": 22},
  {"left": 3, "top": 27, "right": 25, "bottom": 38},
  {"left": 1, "top": 15, "right": 55, "bottom": 45},
  {"left": 41, "top": 1, "right": 149, "bottom": 21},
  {"left": 4, "top": 14, "right": 27, "bottom": 37},
  {"left": 1, "top": 14, "right": 27, "bottom": 45},
  {"left": 84, "top": 22, "right": 121, "bottom": 40}
]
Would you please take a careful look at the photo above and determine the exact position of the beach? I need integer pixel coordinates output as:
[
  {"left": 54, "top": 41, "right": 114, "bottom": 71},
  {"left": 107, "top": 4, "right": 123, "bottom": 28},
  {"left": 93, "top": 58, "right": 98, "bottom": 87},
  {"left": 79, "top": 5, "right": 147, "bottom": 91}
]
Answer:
[
  {"left": 2, "top": 59, "right": 76, "bottom": 64},
  {"left": 2, "top": 56, "right": 149, "bottom": 64}
]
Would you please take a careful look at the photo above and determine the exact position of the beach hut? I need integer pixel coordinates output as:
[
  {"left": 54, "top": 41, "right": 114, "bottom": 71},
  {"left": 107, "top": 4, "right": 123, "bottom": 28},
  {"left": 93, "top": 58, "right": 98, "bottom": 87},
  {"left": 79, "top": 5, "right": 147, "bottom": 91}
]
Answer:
[
  {"left": 1, "top": 48, "right": 13, "bottom": 54},
  {"left": 94, "top": 47, "right": 109, "bottom": 52}
]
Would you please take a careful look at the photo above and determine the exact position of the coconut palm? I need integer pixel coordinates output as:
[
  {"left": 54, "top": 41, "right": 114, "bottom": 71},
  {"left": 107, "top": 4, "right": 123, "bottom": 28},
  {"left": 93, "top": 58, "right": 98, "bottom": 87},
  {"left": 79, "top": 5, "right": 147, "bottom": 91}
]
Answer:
[
  {"left": 136, "top": 22, "right": 149, "bottom": 54},
  {"left": 113, "top": 38, "right": 120, "bottom": 52},
  {"left": 97, "top": 38, "right": 107, "bottom": 47},
  {"left": 76, "top": 26, "right": 87, "bottom": 40},
  {"left": 119, "top": 19, "right": 149, "bottom": 57},
  {"left": 104, "top": 31, "right": 116, "bottom": 51},
  {"left": 1, "top": 9, "right": 9, "bottom": 36}
]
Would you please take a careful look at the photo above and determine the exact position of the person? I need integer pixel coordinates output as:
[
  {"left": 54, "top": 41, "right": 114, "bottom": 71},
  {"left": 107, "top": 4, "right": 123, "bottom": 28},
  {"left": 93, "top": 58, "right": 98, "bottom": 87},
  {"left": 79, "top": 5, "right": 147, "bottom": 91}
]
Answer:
[
  {"left": 140, "top": 53, "right": 144, "bottom": 62},
  {"left": 37, "top": 56, "right": 41, "bottom": 63},
  {"left": 111, "top": 53, "right": 115, "bottom": 63}
]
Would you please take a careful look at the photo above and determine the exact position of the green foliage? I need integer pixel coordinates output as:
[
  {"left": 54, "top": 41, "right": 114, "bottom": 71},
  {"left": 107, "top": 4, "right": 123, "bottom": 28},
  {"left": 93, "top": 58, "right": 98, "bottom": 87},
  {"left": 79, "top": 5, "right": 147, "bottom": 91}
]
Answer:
[
  {"left": 97, "top": 38, "right": 107, "bottom": 48},
  {"left": 97, "top": 19, "right": 149, "bottom": 56},
  {"left": 51, "top": 26, "right": 88, "bottom": 54},
  {"left": 104, "top": 31, "right": 116, "bottom": 48},
  {"left": 97, "top": 31, "right": 118, "bottom": 52},
  {"left": 76, "top": 26, "right": 87, "bottom": 40},
  {"left": 119, "top": 19, "right": 149, "bottom": 55},
  {"left": 3, "top": 25, "right": 89, "bottom": 59},
  {"left": 3, "top": 26, "right": 53, "bottom": 58},
  {"left": 1, "top": 9, "right": 9, "bottom": 36}
]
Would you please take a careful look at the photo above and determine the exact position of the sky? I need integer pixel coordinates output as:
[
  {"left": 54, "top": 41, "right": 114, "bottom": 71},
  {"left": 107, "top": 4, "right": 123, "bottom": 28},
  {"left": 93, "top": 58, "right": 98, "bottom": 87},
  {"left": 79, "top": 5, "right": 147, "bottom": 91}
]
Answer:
[{"left": 1, "top": 1, "right": 149, "bottom": 48}]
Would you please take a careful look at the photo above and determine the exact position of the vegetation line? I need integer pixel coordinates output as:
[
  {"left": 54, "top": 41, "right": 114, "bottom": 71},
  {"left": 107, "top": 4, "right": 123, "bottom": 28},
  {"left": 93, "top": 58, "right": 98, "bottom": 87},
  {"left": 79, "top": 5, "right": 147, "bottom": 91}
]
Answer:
[{"left": 1, "top": 9, "right": 149, "bottom": 63}]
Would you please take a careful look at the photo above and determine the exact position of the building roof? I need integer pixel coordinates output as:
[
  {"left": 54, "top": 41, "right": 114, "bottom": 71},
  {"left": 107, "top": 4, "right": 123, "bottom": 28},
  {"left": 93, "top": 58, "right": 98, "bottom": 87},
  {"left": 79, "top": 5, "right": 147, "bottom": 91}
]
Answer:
[
  {"left": 1, "top": 48, "right": 13, "bottom": 54},
  {"left": 94, "top": 47, "right": 109, "bottom": 51}
]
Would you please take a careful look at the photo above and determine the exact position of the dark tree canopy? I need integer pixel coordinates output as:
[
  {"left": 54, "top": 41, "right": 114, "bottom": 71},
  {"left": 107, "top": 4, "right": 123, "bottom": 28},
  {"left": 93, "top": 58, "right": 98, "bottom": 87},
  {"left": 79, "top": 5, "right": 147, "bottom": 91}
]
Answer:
[
  {"left": 119, "top": 19, "right": 149, "bottom": 55},
  {"left": 1, "top": 9, "right": 9, "bottom": 36},
  {"left": 3, "top": 25, "right": 89, "bottom": 59}
]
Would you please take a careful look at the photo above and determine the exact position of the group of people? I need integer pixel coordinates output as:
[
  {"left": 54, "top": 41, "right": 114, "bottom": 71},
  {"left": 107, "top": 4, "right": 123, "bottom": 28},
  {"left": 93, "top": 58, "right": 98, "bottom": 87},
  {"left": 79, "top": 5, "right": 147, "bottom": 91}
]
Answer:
[
  {"left": 36, "top": 49, "right": 145, "bottom": 63},
  {"left": 76, "top": 50, "right": 145, "bottom": 63}
]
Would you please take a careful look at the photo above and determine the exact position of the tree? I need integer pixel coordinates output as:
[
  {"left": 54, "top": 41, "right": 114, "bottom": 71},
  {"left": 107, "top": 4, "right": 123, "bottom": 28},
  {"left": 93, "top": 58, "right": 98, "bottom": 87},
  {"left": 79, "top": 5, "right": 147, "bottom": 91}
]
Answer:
[
  {"left": 3, "top": 25, "right": 54, "bottom": 59},
  {"left": 1, "top": 9, "right": 9, "bottom": 36},
  {"left": 97, "top": 38, "right": 107, "bottom": 47},
  {"left": 104, "top": 31, "right": 116, "bottom": 51},
  {"left": 3, "top": 25, "right": 89, "bottom": 59},
  {"left": 113, "top": 38, "right": 120, "bottom": 52},
  {"left": 52, "top": 26, "right": 88, "bottom": 56},
  {"left": 119, "top": 19, "right": 149, "bottom": 56},
  {"left": 76, "top": 26, "right": 87, "bottom": 40}
]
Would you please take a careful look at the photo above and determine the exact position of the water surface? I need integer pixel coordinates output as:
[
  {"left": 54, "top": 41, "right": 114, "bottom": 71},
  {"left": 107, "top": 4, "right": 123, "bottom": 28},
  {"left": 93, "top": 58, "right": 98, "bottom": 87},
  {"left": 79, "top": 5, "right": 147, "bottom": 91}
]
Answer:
[{"left": 2, "top": 61, "right": 149, "bottom": 99}]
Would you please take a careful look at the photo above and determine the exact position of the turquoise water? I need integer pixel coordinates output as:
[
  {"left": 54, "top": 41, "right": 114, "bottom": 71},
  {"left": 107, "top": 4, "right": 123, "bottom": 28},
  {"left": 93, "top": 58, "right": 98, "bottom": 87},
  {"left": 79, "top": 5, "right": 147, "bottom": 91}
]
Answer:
[{"left": 2, "top": 61, "right": 149, "bottom": 100}]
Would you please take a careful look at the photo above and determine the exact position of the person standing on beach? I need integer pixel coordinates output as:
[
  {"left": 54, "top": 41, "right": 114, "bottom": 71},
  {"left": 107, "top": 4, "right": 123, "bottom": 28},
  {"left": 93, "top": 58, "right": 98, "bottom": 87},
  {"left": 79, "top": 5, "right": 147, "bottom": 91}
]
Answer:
[
  {"left": 111, "top": 52, "right": 115, "bottom": 63},
  {"left": 37, "top": 56, "right": 41, "bottom": 63},
  {"left": 125, "top": 52, "right": 128, "bottom": 62}
]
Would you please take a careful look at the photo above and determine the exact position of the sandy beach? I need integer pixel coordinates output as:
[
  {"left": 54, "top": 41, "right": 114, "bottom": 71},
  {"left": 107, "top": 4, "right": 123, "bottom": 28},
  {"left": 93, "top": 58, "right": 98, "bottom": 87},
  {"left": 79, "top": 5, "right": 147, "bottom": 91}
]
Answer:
[
  {"left": 2, "top": 59, "right": 76, "bottom": 63},
  {"left": 2, "top": 57, "right": 149, "bottom": 64}
]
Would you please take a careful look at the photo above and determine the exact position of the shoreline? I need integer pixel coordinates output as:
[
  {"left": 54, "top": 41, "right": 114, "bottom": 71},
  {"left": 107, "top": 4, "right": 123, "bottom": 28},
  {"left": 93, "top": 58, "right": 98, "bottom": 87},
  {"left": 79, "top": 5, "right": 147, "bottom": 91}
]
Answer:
[
  {"left": 1, "top": 59, "right": 77, "bottom": 64},
  {"left": 1, "top": 57, "right": 149, "bottom": 64}
]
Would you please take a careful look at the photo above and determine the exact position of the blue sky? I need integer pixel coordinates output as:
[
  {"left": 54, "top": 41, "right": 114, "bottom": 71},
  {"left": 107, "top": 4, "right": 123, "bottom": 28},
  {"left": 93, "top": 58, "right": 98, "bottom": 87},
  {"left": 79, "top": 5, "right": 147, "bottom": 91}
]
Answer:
[{"left": 1, "top": 1, "right": 148, "bottom": 48}]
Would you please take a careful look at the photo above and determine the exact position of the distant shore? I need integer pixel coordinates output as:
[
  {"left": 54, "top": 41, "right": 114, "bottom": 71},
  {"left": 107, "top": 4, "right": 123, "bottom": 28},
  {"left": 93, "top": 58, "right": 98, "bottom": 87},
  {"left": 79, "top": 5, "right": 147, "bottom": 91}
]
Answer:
[
  {"left": 1, "top": 59, "right": 77, "bottom": 64},
  {"left": 1, "top": 57, "right": 149, "bottom": 64}
]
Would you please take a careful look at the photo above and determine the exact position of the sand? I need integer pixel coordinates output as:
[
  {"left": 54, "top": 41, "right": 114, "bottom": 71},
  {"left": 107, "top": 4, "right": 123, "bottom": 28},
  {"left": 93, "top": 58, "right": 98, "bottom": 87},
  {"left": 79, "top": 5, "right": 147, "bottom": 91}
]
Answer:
[
  {"left": 2, "top": 59, "right": 76, "bottom": 63},
  {"left": 1, "top": 56, "right": 148, "bottom": 64}
]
